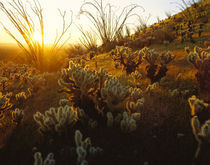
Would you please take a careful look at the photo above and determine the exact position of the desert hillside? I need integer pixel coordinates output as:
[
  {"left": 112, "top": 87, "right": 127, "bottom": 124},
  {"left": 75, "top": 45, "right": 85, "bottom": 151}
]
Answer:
[{"left": 0, "top": 0, "right": 209, "bottom": 165}]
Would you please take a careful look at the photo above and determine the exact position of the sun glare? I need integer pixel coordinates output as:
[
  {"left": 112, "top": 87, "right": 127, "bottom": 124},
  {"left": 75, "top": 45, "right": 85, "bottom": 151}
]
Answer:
[{"left": 32, "top": 31, "right": 43, "bottom": 44}]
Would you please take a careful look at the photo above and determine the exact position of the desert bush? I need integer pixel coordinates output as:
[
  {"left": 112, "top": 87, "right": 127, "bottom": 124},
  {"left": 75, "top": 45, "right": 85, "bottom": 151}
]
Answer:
[
  {"left": 0, "top": 0, "right": 72, "bottom": 70},
  {"left": 79, "top": 0, "right": 143, "bottom": 51},
  {"left": 67, "top": 44, "right": 87, "bottom": 59},
  {"left": 135, "top": 14, "right": 151, "bottom": 33},
  {"left": 187, "top": 46, "right": 210, "bottom": 100},
  {"left": 165, "top": 11, "right": 172, "bottom": 19},
  {"left": 152, "top": 27, "right": 176, "bottom": 44},
  {"left": 142, "top": 47, "right": 176, "bottom": 84},
  {"left": 171, "top": 0, "right": 200, "bottom": 23},
  {"left": 77, "top": 26, "right": 98, "bottom": 51},
  {"left": 110, "top": 46, "right": 144, "bottom": 74}
]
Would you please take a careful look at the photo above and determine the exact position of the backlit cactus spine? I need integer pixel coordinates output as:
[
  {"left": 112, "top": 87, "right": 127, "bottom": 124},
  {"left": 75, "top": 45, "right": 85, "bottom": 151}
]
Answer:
[
  {"left": 75, "top": 130, "right": 103, "bottom": 165},
  {"left": 58, "top": 61, "right": 98, "bottom": 104},
  {"left": 188, "top": 95, "right": 210, "bottom": 162},
  {"left": 33, "top": 105, "right": 78, "bottom": 135},
  {"left": 12, "top": 108, "right": 24, "bottom": 125},
  {"left": 187, "top": 46, "right": 210, "bottom": 100},
  {"left": 142, "top": 47, "right": 175, "bottom": 83},
  {"left": 0, "top": 92, "right": 12, "bottom": 120},
  {"left": 34, "top": 152, "right": 56, "bottom": 165},
  {"left": 111, "top": 46, "right": 144, "bottom": 74},
  {"left": 100, "top": 77, "right": 130, "bottom": 111}
]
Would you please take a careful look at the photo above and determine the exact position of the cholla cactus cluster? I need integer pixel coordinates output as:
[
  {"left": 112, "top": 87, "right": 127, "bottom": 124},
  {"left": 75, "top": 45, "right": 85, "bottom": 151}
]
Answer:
[
  {"left": 191, "top": 117, "right": 210, "bottom": 143},
  {"left": 120, "top": 111, "right": 137, "bottom": 133},
  {"left": 188, "top": 95, "right": 209, "bottom": 159},
  {"left": 145, "top": 82, "right": 160, "bottom": 95},
  {"left": 111, "top": 46, "right": 144, "bottom": 74},
  {"left": 75, "top": 130, "right": 103, "bottom": 164},
  {"left": 12, "top": 108, "right": 24, "bottom": 124},
  {"left": 34, "top": 152, "right": 56, "bottom": 165},
  {"left": 126, "top": 88, "right": 144, "bottom": 112},
  {"left": 130, "top": 70, "right": 142, "bottom": 82},
  {"left": 0, "top": 92, "right": 12, "bottom": 119},
  {"left": 126, "top": 98, "right": 144, "bottom": 113},
  {"left": 58, "top": 61, "right": 98, "bottom": 103},
  {"left": 142, "top": 47, "right": 159, "bottom": 65},
  {"left": 107, "top": 111, "right": 140, "bottom": 133},
  {"left": 187, "top": 46, "right": 210, "bottom": 99},
  {"left": 33, "top": 105, "right": 79, "bottom": 135},
  {"left": 188, "top": 95, "right": 208, "bottom": 116},
  {"left": 191, "top": 116, "right": 210, "bottom": 159},
  {"left": 106, "top": 112, "right": 114, "bottom": 127},
  {"left": 0, "top": 62, "right": 37, "bottom": 93},
  {"left": 142, "top": 47, "right": 175, "bottom": 83},
  {"left": 100, "top": 77, "right": 130, "bottom": 111},
  {"left": 97, "top": 68, "right": 109, "bottom": 90},
  {"left": 59, "top": 99, "right": 70, "bottom": 106},
  {"left": 58, "top": 61, "right": 145, "bottom": 123},
  {"left": 169, "top": 89, "right": 190, "bottom": 97}
]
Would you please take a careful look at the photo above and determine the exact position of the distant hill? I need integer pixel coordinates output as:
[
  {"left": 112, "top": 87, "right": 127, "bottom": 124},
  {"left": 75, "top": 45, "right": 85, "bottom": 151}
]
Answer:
[{"left": 115, "top": 0, "right": 209, "bottom": 50}]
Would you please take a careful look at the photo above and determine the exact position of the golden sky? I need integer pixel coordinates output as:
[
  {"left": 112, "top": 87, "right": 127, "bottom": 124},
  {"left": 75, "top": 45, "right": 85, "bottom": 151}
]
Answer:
[{"left": 0, "top": 0, "right": 181, "bottom": 45}]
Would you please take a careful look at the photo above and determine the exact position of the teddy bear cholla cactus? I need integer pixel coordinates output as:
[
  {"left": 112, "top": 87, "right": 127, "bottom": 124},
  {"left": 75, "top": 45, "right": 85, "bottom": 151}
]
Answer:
[
  {"left": 33, "top": 105, "right": 79, "bottom": 135},
  {"left": 126, "top": 98, "right": 144, "bottom": 113},
  {"left": 34, "top": 152, "right": 55, "bottom": 165},
  {"left": 0, "top": 92, "right": 12, "bottom": 119},
  {"left": 145, "top": 82, "right": 160, "bottom": 95},
  {"left": 188, "top": 95, "right": 210, "bottom": 160},
  {"left": 97, "top": 68, "right": 109, "bottom": 90},
  {"left": 126, "top": 87, "right": 144, "bottom": 112},
  {"left": 111, "top": 46, "right": 144, "bottom": 74},
  {"left": 121, "top": 111, "right": 137, "bottom": 133},
  {"left": 131, "top": 70, "right": 142, "bottom": 81},
  {"left": 100, "top": 77, "right": 130, "bottom": 111},
  {"left": 191, "top": 117, "right": 210, "bottom": 159},
  {"left": 58, "top": 61, "right": 98, "bottom": 102},
  {"left": 107, "top": 111, "right": 140, "bottom": 130},
  {"left": 188, "top": 95, "right": 209, "bottom": 116},
  {"left": 12, "top": 108, "right": 24, "bottom": 124},
  {"left": 142, "top": 47, "right": 175, "bottom": 83},
  {"left": 187, "top": 46, "right": 210, "bottom": 100},
  {"left": 75, "top": 130, "right": 103, "bottom": 164}
]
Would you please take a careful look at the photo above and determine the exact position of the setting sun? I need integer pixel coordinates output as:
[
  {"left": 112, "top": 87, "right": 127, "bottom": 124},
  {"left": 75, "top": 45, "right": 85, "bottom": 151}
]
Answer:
[{"left": 32, "top": 31, "right": 43, "bottom": 44}]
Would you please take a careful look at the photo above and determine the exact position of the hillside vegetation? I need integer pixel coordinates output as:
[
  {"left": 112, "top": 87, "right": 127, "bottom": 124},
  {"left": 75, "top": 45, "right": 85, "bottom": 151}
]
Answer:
[{"left": 0, "top": 1, "right": 209, "bottom": 165}]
